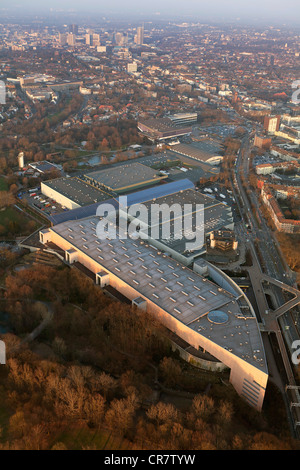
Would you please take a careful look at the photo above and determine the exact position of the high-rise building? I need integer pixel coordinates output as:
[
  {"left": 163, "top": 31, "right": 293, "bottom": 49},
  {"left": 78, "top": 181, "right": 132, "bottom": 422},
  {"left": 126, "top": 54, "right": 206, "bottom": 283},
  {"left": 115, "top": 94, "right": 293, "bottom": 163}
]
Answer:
[
  {"left": 115, "top": 32, "right": 124, "bottom": 46},
  {"left": 254, "top": 134, "right": 272, "bottom": 149},
  {"left": 264, "top": 115, "right": 280, "bottom": 134},
  {"left": 67, "top": 33, "right": 76, "bottom": 47},
  {"left": 85, "top": 33, "right": 92, "bottom": 45},
  {"left": 58, "top": 33, "right": 67, "bottom": 46},
  {"left": 69, "top": 24, "right": 78, "bottom": 35},
  {"left": 136, "top": 25, "right": 144, "bottom": 45},
  {"left": 92, "top": 34, "right": 100, "bottom": 47}
]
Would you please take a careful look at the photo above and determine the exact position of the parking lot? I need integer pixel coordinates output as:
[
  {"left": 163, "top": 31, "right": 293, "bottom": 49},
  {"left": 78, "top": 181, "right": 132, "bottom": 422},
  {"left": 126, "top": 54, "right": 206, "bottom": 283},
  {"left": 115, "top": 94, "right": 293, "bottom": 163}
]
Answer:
[{"left": 18, "top": 187, "right": 68, "bottom": 220}]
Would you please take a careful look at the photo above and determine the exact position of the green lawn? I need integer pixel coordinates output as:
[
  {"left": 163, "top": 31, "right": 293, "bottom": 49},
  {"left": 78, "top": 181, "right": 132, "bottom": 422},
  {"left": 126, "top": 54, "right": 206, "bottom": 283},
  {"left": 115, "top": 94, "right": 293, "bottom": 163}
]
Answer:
[
  {"left": 0, "top": 206, "right": 40, "bottom": 235},
  {"left": 52, "top": 424, "right": 137, "bottom": 450},
  {"left": 0, "top": 177, "right": 8, "bottom": 192},
  {"left": 0, "top": 206, "right": 25, "bottom": 224}
]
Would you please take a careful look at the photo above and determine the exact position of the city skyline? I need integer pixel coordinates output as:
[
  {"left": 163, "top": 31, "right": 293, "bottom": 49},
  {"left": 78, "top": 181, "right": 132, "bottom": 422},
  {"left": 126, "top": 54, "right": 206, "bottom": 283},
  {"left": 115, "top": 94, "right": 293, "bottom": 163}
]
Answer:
[
  {"left": 1, "top": 0, "right": 300, "bottom": 24},
  {"left": 0, "top": 2, "right": 300, "bottom": 451}
]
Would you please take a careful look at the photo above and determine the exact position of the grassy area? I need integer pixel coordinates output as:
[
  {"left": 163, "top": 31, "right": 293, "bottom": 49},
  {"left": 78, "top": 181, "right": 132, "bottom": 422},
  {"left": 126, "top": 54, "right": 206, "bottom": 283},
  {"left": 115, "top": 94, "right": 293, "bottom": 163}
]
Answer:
[
  {"left": 0, "top": 206, "right": 40, "bottom": 236},
  {"left": 0, "top": 177, "right": 8, "bottom": 192},
  {"left": 52, "top": 424, "right": 138, "bottom": 450},
  {"left": 0, "top": 206, "right": 28, "bottom": 225}
]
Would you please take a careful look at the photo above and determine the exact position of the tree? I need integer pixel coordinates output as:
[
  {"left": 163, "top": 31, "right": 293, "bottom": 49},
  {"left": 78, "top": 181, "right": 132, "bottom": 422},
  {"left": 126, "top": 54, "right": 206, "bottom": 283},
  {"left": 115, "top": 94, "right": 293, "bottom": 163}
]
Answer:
[
  {"left": 0, "top": 191, "right": 15, "bottom": 209},
  {"left": 249, "top": 432, "right": 291, "bottom": 450},
  {"left": 9, "top": 184, "right": 18, "bottom": 195},
  {"left": 93, "top": 372, "right": 117, "bottom": 399},
  {"left": 217, "top": 400, "right": 234, "bottom": 426},
  {"left": 146, "top": 401, "right": 178, "bottom": 426},
  {"left": 84, "top": 394, "right": 105, "bottom": 426},
  {"left": 105, "top": 393, "right": 139, "bottom": 435},
  {"left": 158, "top": 357, "right": 182, "bottom": 387},
  {"left": 188, "top": 394, "right": 215, "bottom": 424}
]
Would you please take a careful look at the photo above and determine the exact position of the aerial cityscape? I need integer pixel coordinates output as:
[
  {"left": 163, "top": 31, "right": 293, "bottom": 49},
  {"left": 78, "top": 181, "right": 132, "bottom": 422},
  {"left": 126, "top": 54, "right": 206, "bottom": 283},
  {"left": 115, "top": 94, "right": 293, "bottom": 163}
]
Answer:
[{"left": 0, "top": 0, "right": 300, "bottom": 454}]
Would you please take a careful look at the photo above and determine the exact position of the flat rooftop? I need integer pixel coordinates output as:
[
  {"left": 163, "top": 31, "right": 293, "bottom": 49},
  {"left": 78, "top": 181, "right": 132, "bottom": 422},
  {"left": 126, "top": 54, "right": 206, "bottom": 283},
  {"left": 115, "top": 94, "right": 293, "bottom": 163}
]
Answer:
[
  {"left": 121, "top": 189, "right": 233, "bottom": 254},
  {"left": 169, "top": 143, "right": 222, "bottom": 162},
  {"left": 190, "top": 139, "right": 224, "bottom": 156},
  {"left": 29, "top": 161, "right": 60, "bottom": 173},
  {"left": 138, "top": 117, "right": 192, "bottom": 132},
  {"left": 42, "top": 177, "right": 111, "bottom": 206},
  {"left": 49, "top": 216, "right": 267, "bottom": 373},
  {"left": 84, "top": 162, "right": 167, "bottom": 193}
]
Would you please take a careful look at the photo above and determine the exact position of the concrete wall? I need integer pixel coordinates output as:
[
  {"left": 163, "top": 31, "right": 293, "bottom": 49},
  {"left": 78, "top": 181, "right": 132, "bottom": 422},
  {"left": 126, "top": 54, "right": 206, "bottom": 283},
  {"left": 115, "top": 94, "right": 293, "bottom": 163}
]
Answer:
[
  {"left": 170, "top": 342, "right": 227, "bottom": 372},
  {"left": 41, "top": 182, "right": 81, "bottom": 211}
]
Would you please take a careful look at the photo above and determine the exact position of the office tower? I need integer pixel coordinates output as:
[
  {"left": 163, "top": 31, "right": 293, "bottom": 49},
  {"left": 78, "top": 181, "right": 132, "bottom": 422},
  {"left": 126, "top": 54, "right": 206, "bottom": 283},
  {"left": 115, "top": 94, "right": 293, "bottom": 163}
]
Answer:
[
  {"left": 58, "top": 33, "right": 67, "bottom": 46},
  {"left": 69, "top": 24, "right": 78, "bottom": 35},
  {"left": 264, "top": 115, "right": 280, "bottom": 134},
  {"left": 92, "top": 34, "right": 100, "bottom": 47},
  {"left": 136, "top": 25, "right": 144, "bottom": 45},
  {"left": 115, "top": 32, "right": 124, "bottom": 46},
  {"left": 86, "top": 33, "right": 92, "bottom": 45},
  {"left": 67, "top": 33, "right": 76, "bottom": 46}
]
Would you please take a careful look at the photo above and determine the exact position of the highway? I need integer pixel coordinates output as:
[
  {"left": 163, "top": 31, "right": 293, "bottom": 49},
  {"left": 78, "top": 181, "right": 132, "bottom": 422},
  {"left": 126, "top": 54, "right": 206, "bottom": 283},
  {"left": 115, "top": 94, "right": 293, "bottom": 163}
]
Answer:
[{"left": 232, "top": 131, "right": 300, "bottom": 436}]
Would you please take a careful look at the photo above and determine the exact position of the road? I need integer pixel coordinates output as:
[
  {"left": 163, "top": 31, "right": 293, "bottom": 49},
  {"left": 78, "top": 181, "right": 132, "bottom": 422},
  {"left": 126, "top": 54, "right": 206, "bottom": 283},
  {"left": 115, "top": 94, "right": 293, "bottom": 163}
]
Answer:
[{"left": 232, "top": 132, "right": 300, "bottom": 436}]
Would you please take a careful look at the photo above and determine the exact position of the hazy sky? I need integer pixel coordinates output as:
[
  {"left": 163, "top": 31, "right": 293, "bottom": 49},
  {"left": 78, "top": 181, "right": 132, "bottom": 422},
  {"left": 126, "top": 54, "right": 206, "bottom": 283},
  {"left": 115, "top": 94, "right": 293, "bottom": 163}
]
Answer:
[{"left": 1, "top": 0, "right": 299, "bottom": 24}]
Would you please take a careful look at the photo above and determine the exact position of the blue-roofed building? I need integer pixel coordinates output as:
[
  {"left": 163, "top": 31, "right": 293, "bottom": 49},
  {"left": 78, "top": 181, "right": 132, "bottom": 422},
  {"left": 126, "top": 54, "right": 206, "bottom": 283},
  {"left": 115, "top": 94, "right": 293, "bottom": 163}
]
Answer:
[
  {"left": 117, "top": 179, "right": 195, "bottom": 208},
  {"left": 49, "top": 198, "right": 119, "bottom": 226},
  {"left": 50, "top": 179, "right": 195, "bottom": 226},
  {"left": 28, "top": 161, "right": 62, "bottom": 174}
]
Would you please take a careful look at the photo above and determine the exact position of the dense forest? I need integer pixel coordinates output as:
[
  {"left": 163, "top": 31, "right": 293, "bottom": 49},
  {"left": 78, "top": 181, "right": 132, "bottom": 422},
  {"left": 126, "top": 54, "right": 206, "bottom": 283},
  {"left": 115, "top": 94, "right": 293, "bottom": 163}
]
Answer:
[{"left": 0, "top": 261, "right": 299, "bottom": 450}]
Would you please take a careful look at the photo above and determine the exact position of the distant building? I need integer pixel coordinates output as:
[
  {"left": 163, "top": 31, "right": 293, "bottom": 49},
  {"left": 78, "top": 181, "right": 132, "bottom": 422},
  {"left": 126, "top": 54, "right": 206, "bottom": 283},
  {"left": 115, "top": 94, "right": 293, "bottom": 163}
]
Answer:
[
  {"left": 86, "top": 32, "right": 100, "bottom": 47},
  {"left": 168, "top": 113, "right": 198, "bottom": 126},
  {"left": 254, "top": 134, "right": 271, "bottom": 149},
  {"left": 169, "top": 142, "right": 223, "bottom": 166},
  {"left": 41, "top": 177, "right": 111, "bottom": 210},
  {"left": 67, "top": 33, "right": 76, "bottom": 47},
  {"left": 69, "top": 24, "right": 78, "bottom": 35},
  {"left": 261, "top": 187, "right": 300, "bottom": 233},
  {"left": 92, "top": 34, "right": 100, "bottom": 47},
  {"left": 115, "top": 32, "right": 124, "bottom": 46},
  {"left": 25, "top": 87, "right": 53, "bottom": 102},
  {"left": 138, "top": 117, "right": 193, "bottom": 141},
  {"left": 85, "top": 34, "right": 92, "bottom": 46},
  {"left": 136, "top": 25, "right": 144, "bottom": 45},
  {"left": 127, "top": 62, "right": 137, "bottom": 74},
  {"left": 18, "top": 152, "right": 24, "bottom": 169},
  {"left": 58, "top": 33, "right": 67, "bottom": 46},
  {"left": 256, "top": 160, "right": 299, "bottom": 175},
  {"left": 209, "top": 229, "right": 238, "bottom": 251},
  {"left": 28, "top": 161, "right": 61, "bottom": 175},
  {"left": 118, "top": 184, "right": 234, "bottom": 264},
  {"left": 264, "top": 115, "right": 280, "bottom": 134},
  {"left": 270, "top": 145, "right": 300, "bottom": 162},
  {"left": 84, "top": 162, "right": 168, "bottom": 194}
]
